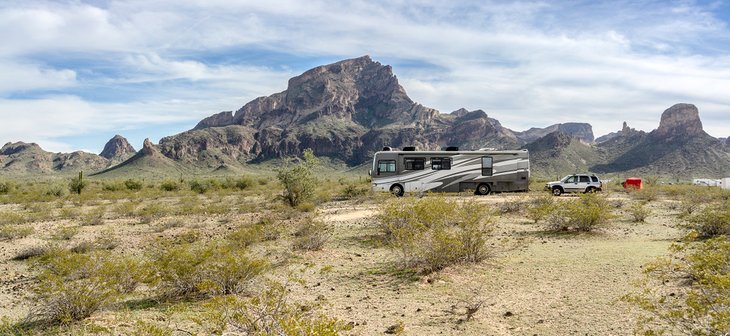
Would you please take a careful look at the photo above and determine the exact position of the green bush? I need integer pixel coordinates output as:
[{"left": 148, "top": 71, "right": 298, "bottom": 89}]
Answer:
[
  {"left": 201, "top": 281, "right": 349, "bottom": 335},
  {"left": 687, "top": 201, "right": 730, "bottom": 237},
  {"left": 68, "top": 172, "right": 87, "bottom": 195},
  {"left": 0, "top": 181, "right": 14, "bottom": 194},
  {"left": 147, "top": 241, "right": 267, "bottom": 300},
  {"left": 292, "top": 217, "right": 330, "bottom": 251},
  {"left": 628, "top": 202, "right": 652, "bottom": 222},
  {"left": 124, "top": 179, "right": 144, "bottom": 191},
  {"left": 101, "top": 181, "right": 125, "bottom": 192},
  {"left": 623, "top": 237, "right": 729, "bottom": 335},
  {"left": 46, "top": 184, "right": 68, "bottom": 197},
  {"left": 189, "top": 180, "right": 216, "bottom": 194},
  {"left": 51, "top": 226, "right": 79, "bottom": 240},
  {"left": 546, "top": 193, "right": 612, "bottom": 232},
  {"left": 526, "top": 194, "right": 556, "bottom": 223},
  {"left": 0, "top": 224, "right": 34, "bottom": 241},
  {"left": 277, "top": 149, "right": 318, "bottom": 207},
  {"left": 159, "top": 179, "right": 180, "bottom": 192},
  {"left": 378, "top": 197, "right": 494, "bottom": 273}
]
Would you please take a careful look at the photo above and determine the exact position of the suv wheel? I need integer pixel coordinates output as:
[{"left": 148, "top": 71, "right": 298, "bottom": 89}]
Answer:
[
  {"left": 585, "top": 186, "right": 596, "bottom": 193},
  {"left": 552, "top": 187, "right": 563, "bottom": 196}
]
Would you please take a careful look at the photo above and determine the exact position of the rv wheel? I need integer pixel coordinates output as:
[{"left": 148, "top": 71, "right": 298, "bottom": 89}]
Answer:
[
  {"left": 390, "top": 184, "right": 404, "bottom": 197},
  {"left": 476, "top": 183, "right": 491, "bottom": 195}
]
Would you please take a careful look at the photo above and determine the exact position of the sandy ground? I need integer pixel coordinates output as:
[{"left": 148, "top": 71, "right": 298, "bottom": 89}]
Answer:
[{"left": 0, "top": 192, "right": 686, "bottom": 335}]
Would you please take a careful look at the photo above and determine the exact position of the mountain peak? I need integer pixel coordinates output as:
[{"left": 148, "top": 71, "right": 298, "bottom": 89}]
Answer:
[
  {"left": 1, "top": 141, "right": 44, "bottom": 155},
  {"left": 100, "top": 135, "right": 135, "bottom": 161},
  {"left": 656, "top": 103, "right": 703, "bottom": 136}
]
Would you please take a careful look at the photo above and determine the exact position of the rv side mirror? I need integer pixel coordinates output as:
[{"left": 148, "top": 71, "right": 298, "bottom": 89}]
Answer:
[{"left": 377, "top": 168, "right": 381, "bottom": 175}]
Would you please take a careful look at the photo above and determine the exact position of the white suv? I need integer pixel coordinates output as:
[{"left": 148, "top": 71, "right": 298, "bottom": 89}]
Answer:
[{"left": 545, "top": 174, "right": 603, "bottom": 196}]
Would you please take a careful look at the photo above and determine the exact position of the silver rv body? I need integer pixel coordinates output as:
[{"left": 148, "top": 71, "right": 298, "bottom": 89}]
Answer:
[{"left": 369, "top": 149, "right": 530, "bottom": 195}]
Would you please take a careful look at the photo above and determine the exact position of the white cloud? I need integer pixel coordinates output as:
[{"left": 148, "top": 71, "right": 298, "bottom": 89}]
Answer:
[{"left": 1, "top": 0, "right": 730, "bottom": 153}]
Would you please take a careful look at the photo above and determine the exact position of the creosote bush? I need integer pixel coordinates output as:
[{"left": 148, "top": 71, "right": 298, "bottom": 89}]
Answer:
[
  {"left": 378, "top": 197, "right": 494, "bottom": 273},
  {"left": 201, "top": 280, "right": 350, "bottom": 335},
  {"left": 526, "top": 194, "right": 557, "bottom": 223},
  {"left": 124, "top": 179, "right": 144, "bottom": 191},
  {"left": 147, "top": 241, "right": 267, "bottom": 300},
  {"left": 0, "top": 224, "right": 34, "bottom": 241},
  {"left": 686, "top": 201, "right": 730, "bottom": 237},
  {"left": 546, "top": 193, "right": 612, "bottom": 232},
  {"left": 277, "top": 149, "right": 319, "bottom": 207},
  {"left": 292, "top": 217, "right": 330, "bottom": 251},
  {"left": 628, "top": 201, "right": 652, "bottom": 223},
  {"left": 623, "top": 236, "right": 729, "bottom": 335}
]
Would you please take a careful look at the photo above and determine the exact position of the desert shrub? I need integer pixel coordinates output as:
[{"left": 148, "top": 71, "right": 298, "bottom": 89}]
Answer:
[
  {"left": 159, "top": 179, "right": 180, "bottom": 192},
  {"left": 29, "top": 249, "right": 118, "bottom": 324},
  {"left": 498, "top": 197, "right": 526, "bottom": 214},
  {"left": 0, "top": 224, "right": 34, "bottom": 241},
  {"left": 526, "top": 194, "right": 556, "bottom": 223},
  {"left": 201, "top": 281, "right": 349, "bottom": 335},
  {"left": 124, "top": 179, "right": 144, "bottom": 191},
  {"left": 80, "top": 207, "right": 106, "bottom": 226},
  {"left": 146, "top": 241, "right": 267, "bottom": 300},
  {"left": 101, "top": 181, "right": 125, "bottom": 192},
  {"left": 51, "top": 226, "right": 79, "bottom": 240},
  {"left": 292, "top": 217, "right": 330, "bottom": 251},
  {"left": 136, "top": 202, "right": 168, "bottom": 223},
  {"left": 0, "top": 181, "right": 14, "bottom": 194},
  {"left": 189, "top": 180, "right": 216, "bottom": 194},
  {"left": 227, "top": 224, "right": 263, "bottom": 249},
  {"left": 277, "top": 149, "right": 319, "bottom": 207},
  {"left": 296, "top": 201, "right": 316, "bottom": 213},
  {"left": 13, "top": 244, "right": 49, "bottom": 261},
  {"left": 686, "top": 201, "right": 730, "bottom": 237},
  {"left": 131, "top": 320, "right": 174, "bottom": 336},
  {"left": 623, "top": 237, "right": 729, "bottom": 335},
  {"left": 220, "top": 176, "right": 254, "bottom": 190},
  {"left": 340, "top": 182, "right": 369, "bottom": 200},
  {"left": 377, "top": 197, "right": 494, "bottom": 273},
  {"left": 628, "top": 202, "right": 652, "bottom": 222},
  {"left": 46, "top": 184, "right": 68, "bottom": 197},
  {"left": 68, "top": 172, "right": 87, "bottom": 195},
  {"left": 631, "top": 187, "right": 658, "bottom": 202},
  {"left": 545, "top": 193, "right": 612, "bottom": 232}
]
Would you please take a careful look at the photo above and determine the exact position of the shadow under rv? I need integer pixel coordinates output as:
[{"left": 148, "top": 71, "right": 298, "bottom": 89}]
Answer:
[{"left": 369, "top": 146, "right": 530, "bottom": 196}]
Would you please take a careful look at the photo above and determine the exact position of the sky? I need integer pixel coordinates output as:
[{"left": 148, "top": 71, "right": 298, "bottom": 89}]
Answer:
[{"left": 1, "top": 0, "right": 730, "bottom": 153}]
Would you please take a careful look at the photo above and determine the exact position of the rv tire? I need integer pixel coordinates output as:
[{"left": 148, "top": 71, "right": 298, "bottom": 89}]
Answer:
[
  {"left": 476, "top": 183, "right": 491, "bottom": 195},
  {"left": 390, "top": 184, "right": 404, "bottom": 197}
]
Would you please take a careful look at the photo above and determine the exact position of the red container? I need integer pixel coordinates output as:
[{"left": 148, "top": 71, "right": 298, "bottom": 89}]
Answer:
[{"left": 623, "top": 177, "right": 643, "bottom": 190}]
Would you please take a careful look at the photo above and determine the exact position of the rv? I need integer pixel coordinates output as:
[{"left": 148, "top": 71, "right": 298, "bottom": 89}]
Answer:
[{"left": 369, "top": 147, "right": 530, "bottom": 196}]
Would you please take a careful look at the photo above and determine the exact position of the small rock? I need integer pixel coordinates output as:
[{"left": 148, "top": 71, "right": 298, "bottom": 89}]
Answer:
[{"left": 504, "top": 311, "right": 513, "bottom": 317}]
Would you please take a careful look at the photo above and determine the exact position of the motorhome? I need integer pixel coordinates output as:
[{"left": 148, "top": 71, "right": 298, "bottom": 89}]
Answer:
[{"left": 369, "top": 147, "right": 530, "bottom": 196}]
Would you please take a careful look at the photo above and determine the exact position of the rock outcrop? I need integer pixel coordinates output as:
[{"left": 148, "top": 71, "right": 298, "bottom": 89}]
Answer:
[
  {"left": 100, "top": 135, "right": 136, "bottom": 163},
  {"left": 0, "top": 141, "right": 109, "bottom": 175},
  {"left": 516, "top": 123, "right": 594, "bottom": 144},
  {"left": 592, "top": 103, "right": 730, "bottom": 176},
  {"left": 166, "top": 56, "right": 517, "bottom": 165}
]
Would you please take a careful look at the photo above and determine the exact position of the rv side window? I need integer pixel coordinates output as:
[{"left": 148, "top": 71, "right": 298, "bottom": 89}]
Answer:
[
  {"left": 377, "top": 160, "right": 396, "bottom": 173},
  {"left": 431, "top": 157, "right": 451, "bottom": 170},
  {"left": 481, "top": 156, "right": 493, "bottom": 176},
  {"left": 404, "top": 158, "right": 425, "bottom": 170}
]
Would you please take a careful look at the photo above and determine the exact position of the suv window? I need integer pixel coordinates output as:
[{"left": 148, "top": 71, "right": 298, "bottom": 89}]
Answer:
[
  {"left": 579, "top": 176, "right": 590, "bottom": 183},
  {"left": 591, "top": 176, "right": 598, "bottom": 182}
]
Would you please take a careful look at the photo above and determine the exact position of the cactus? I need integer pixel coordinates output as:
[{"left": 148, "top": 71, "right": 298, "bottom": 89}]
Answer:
[{"left": 69, "top": 171, "right": 87, "bottom": 194}]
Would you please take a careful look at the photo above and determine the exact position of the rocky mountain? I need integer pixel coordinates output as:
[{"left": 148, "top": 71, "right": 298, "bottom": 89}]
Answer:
[
  {"left": 0, "top": 141, "right": 110, "bottom": 175},
  {"left": 160, "top": 56, "right": 597, "bottom": 167},
  {"left": 93, "top": 138, "right": 185, "bottom": 178},
  {"left": 516, "top": 123, "right": 594, "bottom": 144},
  {"left": 100, "top": 135, "right": 136, "bottom": 164},
  {"left": 523, "top": 132, "right": 601, "bottom": 178},
  {"left": 595, "top": 122, "right": 644, "bottom": 143},
  {"left": 592, "top": 103, "right": 730, "bottom": 177}
]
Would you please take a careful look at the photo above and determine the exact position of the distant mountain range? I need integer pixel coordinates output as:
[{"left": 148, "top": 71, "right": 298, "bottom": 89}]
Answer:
[{"left": 2, "top": 56, "right": 729, "bottom": 179}]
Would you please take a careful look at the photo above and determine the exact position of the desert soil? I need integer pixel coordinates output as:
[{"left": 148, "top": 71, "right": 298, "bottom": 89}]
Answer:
[{"left": 0, "top": 192, "right": 684, "bottom": 335}]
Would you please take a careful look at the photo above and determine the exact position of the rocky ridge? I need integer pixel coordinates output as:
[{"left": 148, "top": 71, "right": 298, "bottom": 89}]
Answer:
[{"left": 100, "top": 135, "right": 136, "bottom": 164}]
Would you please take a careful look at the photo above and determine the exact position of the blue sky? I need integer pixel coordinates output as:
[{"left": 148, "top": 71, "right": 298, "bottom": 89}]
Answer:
[{"left": 1, "top": 0, "right": 729, "bottom": 153}]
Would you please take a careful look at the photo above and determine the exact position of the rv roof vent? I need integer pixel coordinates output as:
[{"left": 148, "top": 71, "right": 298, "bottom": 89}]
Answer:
[
  {"left": 382, "top": 146, "right": 392, "bottom": 151},
  {"left": 402, "top": 146, "right": 416, "bottom": 151},
  {"left": 445, "top": 146, "right": 459, "bottom": 151}
]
